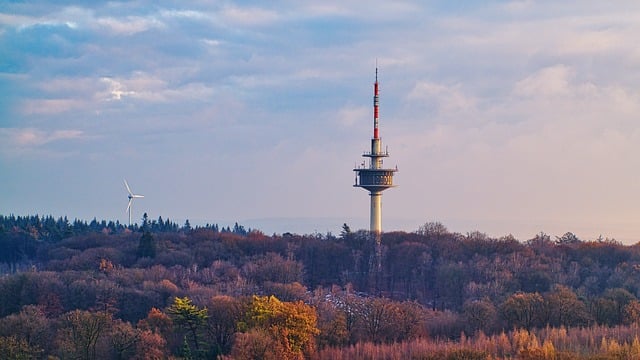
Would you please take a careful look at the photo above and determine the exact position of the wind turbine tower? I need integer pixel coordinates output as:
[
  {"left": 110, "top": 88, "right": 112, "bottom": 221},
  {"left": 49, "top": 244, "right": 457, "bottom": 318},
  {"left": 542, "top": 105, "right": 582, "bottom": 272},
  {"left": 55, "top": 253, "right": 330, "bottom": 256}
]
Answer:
[
  {"left": 124, "top": 179, "right": 144, "bottom": 227},
  {"left": 353, "top": 68, "right": 397, "bottom": 242}
]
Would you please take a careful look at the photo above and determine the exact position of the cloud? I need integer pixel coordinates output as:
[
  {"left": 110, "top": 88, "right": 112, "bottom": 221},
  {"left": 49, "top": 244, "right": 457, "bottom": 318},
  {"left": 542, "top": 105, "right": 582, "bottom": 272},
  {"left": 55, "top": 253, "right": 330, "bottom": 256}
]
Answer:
[
  {"left": 514, "top": 65, "right": 573, "bottom": 97},
  {"left": 96, "top": 16, "right": 164, "bottom": 35},
  {"left": 220, "top": 5, "right": 280, "bottom": 27},
  {"left": 0, "top": 128, "right": 84, "bottom": 148},
  {"left": 408, "top": 81, "right": 477, "bottom": 114},
  {"left": 20, "top": 99, "right": 86, "bottom": 115},
  {"left": 100, "top": 77, "right": 137, "bottom": 100},
  {"left": 159, "top": 9, "right": 209, "bottom": 21},
  {"left": 99, "top": 73, "right": 216, "bottom": 103}
]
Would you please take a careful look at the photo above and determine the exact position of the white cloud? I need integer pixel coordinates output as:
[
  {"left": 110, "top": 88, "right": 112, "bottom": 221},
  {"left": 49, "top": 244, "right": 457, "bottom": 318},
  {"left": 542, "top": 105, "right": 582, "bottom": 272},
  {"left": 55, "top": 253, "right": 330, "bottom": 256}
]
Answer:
[
  {"left": 408, "top": 81, "right": 477, "bottom": 113},
  {"left": 99, "top": 73, "right": 215, "bottom": 103},
  {"left": 96, "top": 16, "right": 164, "bottom": 35},
  {"left": 100, "top": 77, "right": 138, "bottom": 100},
  {"left": 220, "top": 5, "right": 280, "bottom": 27},
  {"left": 20, "top": 99, "right": 86, "bottom": 115},
  {"left": 0, "top": 128, "right": 84, "bottom": 147},
  {"left": 0, "top": 13, "right": 34, "bottom": 27},
  {"left": 159, "top": 9, "right": 209, "bottom": 21},
  {"left": 514, "top": 65, "right": 573, "bottom": 97}
]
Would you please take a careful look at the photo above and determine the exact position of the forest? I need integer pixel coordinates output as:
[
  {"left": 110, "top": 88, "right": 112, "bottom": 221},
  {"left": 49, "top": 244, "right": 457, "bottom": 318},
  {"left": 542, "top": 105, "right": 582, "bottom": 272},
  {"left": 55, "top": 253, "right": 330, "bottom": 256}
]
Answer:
[{"left": 2, "top": 214, "right": 640, "bottom": 359}]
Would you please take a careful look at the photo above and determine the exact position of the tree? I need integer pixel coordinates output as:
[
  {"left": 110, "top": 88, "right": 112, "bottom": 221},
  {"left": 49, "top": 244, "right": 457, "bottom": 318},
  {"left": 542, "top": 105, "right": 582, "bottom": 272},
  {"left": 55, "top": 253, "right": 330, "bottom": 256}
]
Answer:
[
  {"left": 463, "top": 299, "right": 497, "bottom": 334},
  {"left": 137, "top": 307, "right": 173, "bottom": 354},
  {"left": 0, "top": 336, "right": 42, "bottom": 359},
  {"left": 500, "top": 292, "right": 544, "bottom": 329},
  {"left": 109, "top": 320, "right": 140, "bottom": 360},
  {"left": 230, "top": 329, "right": 279, "bottom": 360},
  {"left": 603, "top": 288, "right": 636, "bottom": 324},
  {"left": 556, "top": 232, "right": 581, "bottom": 245},
  {"left": 237, "top": 295, "right": 319, "bottom": 359},
  {"left": 624, "top": 300, "right": 640, "bottom": 325},
  {"left": 0, "top": 305, "right": 52, "bottom": 355},
  {"left": 315, "top": 300, "right": 348, "bottom": 348},
  {"left": 417, "top": 221, "right": 448, "bottom": 239},
  {"left": 545, "top": 285, "right": 591, "bottom": 327},
  {"left": 436, "top": 262, "right": 468, "bottom": 310},
  {"left": 57, "top": 310, "right": 111, "bottom": 360},
  {"left": 206, "top": 295, "right": 244, "bottom": 356},
  {"left": 350, "top": 297, "right": 426, "bottom": 344},
  {"left": 242, "top": 253, "right": 304, "bottom": 285},
  {"left": 340, "top": 223, "right": 352, "bottom": 240},
  {"left": 167, "top": 297, "right": 208, "bottom": 357},
  {"left": 134, "top": 330, "right": 166, "bottom": 360},
  {"left": 137, "top": 231, "right": 156, "bottom": 259}
]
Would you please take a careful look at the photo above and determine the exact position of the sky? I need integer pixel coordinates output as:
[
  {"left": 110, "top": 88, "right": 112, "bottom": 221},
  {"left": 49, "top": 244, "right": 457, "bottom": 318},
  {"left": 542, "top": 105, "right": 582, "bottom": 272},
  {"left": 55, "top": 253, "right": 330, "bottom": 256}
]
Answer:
[{"left": 3, "top": 1, "right": 640, "bottom": 243}]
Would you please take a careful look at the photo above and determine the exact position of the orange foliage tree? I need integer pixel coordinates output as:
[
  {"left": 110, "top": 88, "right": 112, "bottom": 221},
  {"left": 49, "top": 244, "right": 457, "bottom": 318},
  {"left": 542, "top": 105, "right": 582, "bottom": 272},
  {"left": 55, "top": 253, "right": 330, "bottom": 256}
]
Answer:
[{"left": 233, "top": 295, "right": 319, "bottom": 359}]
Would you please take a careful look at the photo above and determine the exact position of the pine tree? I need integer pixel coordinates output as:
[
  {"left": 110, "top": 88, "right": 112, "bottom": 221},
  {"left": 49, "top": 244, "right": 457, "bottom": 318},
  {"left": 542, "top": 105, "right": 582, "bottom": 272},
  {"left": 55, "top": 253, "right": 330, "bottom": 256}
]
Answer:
[
  {"left": 167, "top": 297, "right": 208, "bottom": 357},
  {"left": 137, "top": 231, "right": 156, "bottom": 259}
]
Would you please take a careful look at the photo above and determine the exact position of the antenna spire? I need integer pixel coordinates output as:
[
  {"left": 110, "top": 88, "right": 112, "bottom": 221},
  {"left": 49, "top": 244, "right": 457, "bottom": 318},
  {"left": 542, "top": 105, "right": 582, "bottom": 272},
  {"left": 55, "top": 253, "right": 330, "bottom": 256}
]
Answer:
[
  {"left": 375, "top": 61, "right": 378, "bottom": 82},
  {"left": 373, "top": 66, "right": 379, "bottom": 139}
]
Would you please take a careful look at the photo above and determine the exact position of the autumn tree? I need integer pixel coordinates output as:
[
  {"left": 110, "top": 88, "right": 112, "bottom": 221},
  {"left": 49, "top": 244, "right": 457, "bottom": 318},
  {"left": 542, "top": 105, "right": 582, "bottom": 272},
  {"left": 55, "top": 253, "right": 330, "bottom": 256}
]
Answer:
[
  {"left": 436, "top": 262, "right": 468, "bottom": 310},
  {"left": 137, "top": 307, "right": 173, "bottom": 353},
  {"left": 236, "top": 295, "right": 319, "bottom": 359},
  {"left": 624, "top": 299, "right": 640, "bottom": 325},
  {"left": 134, "top": 330, "right": 166, "bottom": 360},
  {"left": 600, "top": 288, "right": 635, "bottom": 325},
  {"left": 242, "top": 252, "right": 304, "bottom": 285},
  {"left": 545, "top": 285, "right": 591, "bottom": 327},
  {"left": 56, "top": 310, "right": 111, "bottom": 360},
  {"left": 0, "top": 305, "right": 53, "bottom": 355},
  {"left": 417, "top": 221, "right": 449, "bottom": 239},
  {"left": 358, "top": 297, "right": 402, "bottom": 343},
  {"left": 500, "top": 292, "right": 545, "bottom": 329},
  {"left": 206, "top": 295, "right": 244, "bottom": 356},
  {"left": 0, "top": 336, "right": 42, "bottom": 359},
  {"left": 230, "top": 328, "right": 279, "bottom": 360},
  {"left": 108, "top": 319, "right": 140, "bottom": 360},
  {"left": 462, "top": 299, "right": 497, "bottom": 334},
  {"left": 314, "top": 299, "right": 348, "bottom": 348}
]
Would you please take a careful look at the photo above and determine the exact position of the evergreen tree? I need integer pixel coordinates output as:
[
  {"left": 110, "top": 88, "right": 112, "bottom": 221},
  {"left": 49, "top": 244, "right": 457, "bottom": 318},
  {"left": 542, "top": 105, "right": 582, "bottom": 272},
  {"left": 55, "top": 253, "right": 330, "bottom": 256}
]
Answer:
[
  {"left": 167, "top": 297, "right": 208, "bottom": 358},
  {"left": 137, "top": 231, "right": 156, "bottom": 259},
  {"left": 340, "top": 223, "right": 352, "bottom": 240}
]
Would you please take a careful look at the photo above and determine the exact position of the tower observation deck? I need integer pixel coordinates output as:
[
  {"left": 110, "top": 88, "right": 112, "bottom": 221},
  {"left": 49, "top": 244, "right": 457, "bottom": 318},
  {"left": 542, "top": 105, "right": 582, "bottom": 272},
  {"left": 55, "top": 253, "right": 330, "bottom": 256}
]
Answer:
[{"left": 353, "top": 69, "right": 397, "bottom": 237}]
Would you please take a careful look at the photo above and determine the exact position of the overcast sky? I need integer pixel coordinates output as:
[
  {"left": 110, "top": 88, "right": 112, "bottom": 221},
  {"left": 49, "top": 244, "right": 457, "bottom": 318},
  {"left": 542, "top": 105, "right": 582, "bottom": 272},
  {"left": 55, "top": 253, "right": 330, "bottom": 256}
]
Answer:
[{"left": 3, "top": 1, "right": 640, "bottom": 242}]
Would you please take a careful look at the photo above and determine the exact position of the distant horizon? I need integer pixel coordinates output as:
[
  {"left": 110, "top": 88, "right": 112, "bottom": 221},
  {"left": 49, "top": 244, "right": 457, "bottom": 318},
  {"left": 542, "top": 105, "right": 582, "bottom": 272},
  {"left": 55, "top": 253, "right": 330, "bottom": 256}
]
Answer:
[{"left": 3, "top": 212, "right": 637, "bottom": 245}]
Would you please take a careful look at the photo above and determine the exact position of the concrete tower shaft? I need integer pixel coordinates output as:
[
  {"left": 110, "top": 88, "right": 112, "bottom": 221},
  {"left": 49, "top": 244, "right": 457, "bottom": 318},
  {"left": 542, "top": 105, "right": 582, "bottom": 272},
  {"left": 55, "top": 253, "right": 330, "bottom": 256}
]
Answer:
[{"left": 353, "top": 69, "right": 397, "bottom": 236}]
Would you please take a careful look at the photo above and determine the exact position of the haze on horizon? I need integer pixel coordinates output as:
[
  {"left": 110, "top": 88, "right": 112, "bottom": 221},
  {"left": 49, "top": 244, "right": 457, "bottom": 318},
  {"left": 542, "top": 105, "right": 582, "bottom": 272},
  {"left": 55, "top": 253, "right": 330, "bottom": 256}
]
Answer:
[{"left": 3, "top": 1, "right": 640, "bottom": 243}]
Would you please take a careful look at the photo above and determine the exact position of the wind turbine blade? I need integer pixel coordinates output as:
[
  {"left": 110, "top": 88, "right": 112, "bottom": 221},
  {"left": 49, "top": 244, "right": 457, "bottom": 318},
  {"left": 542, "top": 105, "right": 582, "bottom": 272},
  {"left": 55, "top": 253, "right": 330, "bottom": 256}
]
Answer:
[
  {"left": 126, "top": 199, "right": 132, "bottom": 213},
  {"left": 124, "top": 179, "right": 133, "bottom": 196},
  {"left": 133, "top": 194, "right": 144, "bottom": 198}
]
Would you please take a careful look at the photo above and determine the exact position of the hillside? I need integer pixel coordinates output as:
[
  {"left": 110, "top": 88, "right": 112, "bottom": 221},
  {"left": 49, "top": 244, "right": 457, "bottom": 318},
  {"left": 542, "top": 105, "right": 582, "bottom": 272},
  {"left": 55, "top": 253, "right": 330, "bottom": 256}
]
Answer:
[{"left": 2, "top": 215, "right": 640, "bottom": 359}]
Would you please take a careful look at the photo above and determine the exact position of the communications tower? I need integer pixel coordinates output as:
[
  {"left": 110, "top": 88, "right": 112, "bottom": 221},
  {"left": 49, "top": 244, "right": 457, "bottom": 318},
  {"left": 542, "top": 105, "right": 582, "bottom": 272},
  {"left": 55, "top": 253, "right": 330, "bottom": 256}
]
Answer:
[{"left": 354, "top": 69, "right": 397, "bottom": 241}]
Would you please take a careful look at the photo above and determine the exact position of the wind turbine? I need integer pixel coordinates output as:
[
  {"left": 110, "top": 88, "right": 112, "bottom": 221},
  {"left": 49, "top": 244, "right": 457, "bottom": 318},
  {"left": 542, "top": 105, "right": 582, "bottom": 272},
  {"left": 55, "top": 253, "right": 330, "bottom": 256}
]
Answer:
[{"left": 124, "top": 179, "right": 144, "bottom": 226}]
